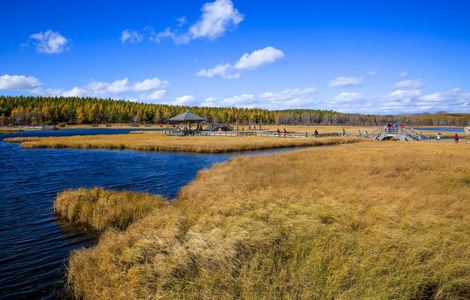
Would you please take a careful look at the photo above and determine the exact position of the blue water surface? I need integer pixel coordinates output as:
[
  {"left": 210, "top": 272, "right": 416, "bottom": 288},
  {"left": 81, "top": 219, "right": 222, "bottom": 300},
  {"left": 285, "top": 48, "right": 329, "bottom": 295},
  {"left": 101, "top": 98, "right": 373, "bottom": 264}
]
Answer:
[
  {"left": 0, "top": 129, "right": 288, "bottom": 299},
  {"left": 415, "top": 127, "right": 464, "bottom": 132}
]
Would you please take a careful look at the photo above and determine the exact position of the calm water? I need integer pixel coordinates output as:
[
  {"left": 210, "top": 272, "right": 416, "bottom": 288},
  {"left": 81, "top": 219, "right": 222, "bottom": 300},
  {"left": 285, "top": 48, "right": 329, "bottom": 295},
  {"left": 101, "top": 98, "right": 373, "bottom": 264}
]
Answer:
[
  {"left": 0, "top": 129, "right": 287, "bottom": 299},
  {"left": 415, "top": 127, "right": 464, "bottom": 132}
]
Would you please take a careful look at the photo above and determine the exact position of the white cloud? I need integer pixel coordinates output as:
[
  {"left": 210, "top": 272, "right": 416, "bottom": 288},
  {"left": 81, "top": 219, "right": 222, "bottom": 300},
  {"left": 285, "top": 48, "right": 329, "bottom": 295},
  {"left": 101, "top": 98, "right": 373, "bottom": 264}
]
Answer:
[
  {"left": 134, "top": 78, "right": 169, "bottom": 91},
  {"left": 62, "top": 87, "right": 85, "bottom": 97},
  {"left": 395, "top": 79, "right": 422, "bottom": 89},
  {"left": 222, "top": 94, "right": 255, "bottom": 106},
  {"left": 30, "top": 30, "right": 69, "bottom": 54},
  {"left": 197, "top": 46, "right": 284, "bottom": 79},
  {"left": 0, "top": 74, "right": 41, "bottom": 91},
  {"left": 387, "top": 89, "right": 422, "bottom": 100},
  {"left": 149, "top": 0, "right": 243, "bottom": 44},
  {"left": 198, "top": 87, "right": 317, "bottom": 109},
  {"left": 171, "top": 95, "right": 196, "bottom": 106},
  {"left": 419, "top": 92, "right": 442, "bottom": 102},
  {"left": 333, "top": 92, "right": 362, "bottom": 103},
  {"left": 152, "top": 27, "right": 191, "bottom": 45},
  {"left": 196, "top": 63, "right": 239, "bottom": 79},
  {"left": 328, "top": 76, "right": 363, "bottom": 88},
  {"left": 400, "top": 71, "right": 409, "bottom": 77},
  {"left": 189, "top": 0, "right": 243, "bottom": 40},
  {"left": 234, "top": 46, "right": 284, "bottom": 70},
  {"left": 121, "top": 30, "right": 143, "bottom": 43},
  {"left": 145, "top": 90, "right": 167, "bottom": 101}
]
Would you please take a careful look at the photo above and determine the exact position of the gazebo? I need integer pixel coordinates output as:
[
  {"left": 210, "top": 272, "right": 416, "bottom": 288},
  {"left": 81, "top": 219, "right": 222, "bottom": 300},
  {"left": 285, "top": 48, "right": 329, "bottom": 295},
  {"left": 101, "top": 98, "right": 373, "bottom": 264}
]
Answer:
[{"left": 169, "top": 111, "right": 206, "bottom": 131}]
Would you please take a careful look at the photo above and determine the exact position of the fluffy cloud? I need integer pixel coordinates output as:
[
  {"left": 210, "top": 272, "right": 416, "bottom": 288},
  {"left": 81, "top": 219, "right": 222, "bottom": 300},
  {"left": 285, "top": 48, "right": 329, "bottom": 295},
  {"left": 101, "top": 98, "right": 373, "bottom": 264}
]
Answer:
[
  {"left": 130, "top": 0, "right": 243, "bottom": 45},
  {"left": 328, "top": 76, "right": 363, "bottom": 88},
  {"left": 30, "top": 30, "right": 69, "bottom": 54},
  {"left": 0, "top": 74, "right": 41, "bottom": 91},
  {"left": 189, "top": 0, "right": 243, "bottom": 40},
  {"left": 171, "top": 95, "right": 196, "bottom": 106},
  {"left": 134, "top": 78, "right": 169, "bottom": 91},
  {"left": 234, "top": 47, "right": 284, "bottom": 70},
  {"left": 197, "top": 46, "right": 284, "bottom": 79},
  {"left": 121, "top": 30, "right": 143, "bottom": 43},
  {"left": 1, "top": 75, "right": 169, "bottom": 103},
  {"left": 395, "top": 79, "right": 422, "bottom": 89},
  {"left": 333, "top": 92, "right": 362, "bottom": 103}
]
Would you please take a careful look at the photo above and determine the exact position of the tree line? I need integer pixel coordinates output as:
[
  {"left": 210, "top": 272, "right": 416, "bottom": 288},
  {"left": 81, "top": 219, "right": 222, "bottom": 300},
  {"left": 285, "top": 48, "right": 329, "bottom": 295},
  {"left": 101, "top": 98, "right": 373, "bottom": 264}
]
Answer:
[{"left": 1, "top": 96, "right": 469, "bottom": 126}]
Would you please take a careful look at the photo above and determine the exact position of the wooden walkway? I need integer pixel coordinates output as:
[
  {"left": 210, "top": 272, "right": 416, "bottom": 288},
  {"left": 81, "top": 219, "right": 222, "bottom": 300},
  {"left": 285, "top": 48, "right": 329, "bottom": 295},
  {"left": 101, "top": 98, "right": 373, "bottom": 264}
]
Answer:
[{"left": 163, "top": 129, "right": 342, "bottom": 139}]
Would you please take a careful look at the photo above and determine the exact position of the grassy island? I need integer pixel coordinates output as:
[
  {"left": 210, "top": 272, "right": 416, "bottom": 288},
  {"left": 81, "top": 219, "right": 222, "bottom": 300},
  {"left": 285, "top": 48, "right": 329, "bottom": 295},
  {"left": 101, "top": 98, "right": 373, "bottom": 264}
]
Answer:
[
  {"left": 5, "top": 132, "right": 361, "bottom": 153},
  {"left": 55, "top": 188, "right": 167, "bottom": 231},
  {"left": 61, "top": 142, "right": 470, "bottom": 299}
]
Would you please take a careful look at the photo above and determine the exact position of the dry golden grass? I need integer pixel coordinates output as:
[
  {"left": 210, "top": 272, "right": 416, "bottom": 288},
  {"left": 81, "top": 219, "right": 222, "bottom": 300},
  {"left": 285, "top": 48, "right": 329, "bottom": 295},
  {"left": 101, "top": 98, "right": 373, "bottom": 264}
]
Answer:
[
  {"left": 55, "top": 188, "right": 167, "bottom": 231},
  {"left": 4, "top": 133, "right": 360, "bottom": 153},
  {"left": 66, "top": 142, "right": 470, "bottom": 299}
]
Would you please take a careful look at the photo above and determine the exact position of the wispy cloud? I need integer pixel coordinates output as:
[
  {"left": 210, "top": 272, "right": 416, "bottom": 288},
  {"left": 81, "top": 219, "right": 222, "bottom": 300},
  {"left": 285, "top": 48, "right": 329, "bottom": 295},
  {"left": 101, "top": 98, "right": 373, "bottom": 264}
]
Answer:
[
  {"left": 196, "top": 46, "right": 284, "bottom": 79},
  {"left": 395, "top": 79, "right": 422, "bottom": 89},
  {"left": 333, "top": 92, "right": 362, "bottom": 103},
  {"left": 121, "top": 30, "right": 143, "bottom": 43},
  {"left": 328, "top": 76, "right": 363, "bottom": 88},
  {"left": 29, "top": 30, "right": 69, "bottom": 54}
]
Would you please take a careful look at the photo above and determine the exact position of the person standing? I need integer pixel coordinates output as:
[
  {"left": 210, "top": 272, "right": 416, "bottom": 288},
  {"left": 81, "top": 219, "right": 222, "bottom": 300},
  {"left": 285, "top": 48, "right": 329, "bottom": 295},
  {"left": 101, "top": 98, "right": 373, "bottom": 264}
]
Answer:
[
  {"left": 314, "top": 129, "right": 319, "bottom": 137},
  {"left": 454, "top": 133, "right": 459, "bottom": 143},
  {"left": 437, "top": 133, "right": 441, "bottom": 141}
]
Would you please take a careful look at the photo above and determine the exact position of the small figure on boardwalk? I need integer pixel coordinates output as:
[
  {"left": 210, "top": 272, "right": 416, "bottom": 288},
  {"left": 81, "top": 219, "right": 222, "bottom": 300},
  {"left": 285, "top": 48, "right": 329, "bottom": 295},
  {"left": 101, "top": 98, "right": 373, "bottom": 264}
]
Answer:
[
  {"left": 364, "top": 130, "right": 369, "bottom": 138},
  {"left": 314, "top": 129, "right": 319, "bottom": 137},
  {"left": 454, "top": 133, "right": 459, "bottom": 143},
  {"left": 342, "top": 129, "right": 346, "bottom": 136},
  {"left": 437, "top": 133, "right": 441, "bottom": 141},
  {"left": 283, "top": 128, "right": 287, "bottom": 137},
  {"left": 277, "top": 128, "right": 281, "bottom": 136}
]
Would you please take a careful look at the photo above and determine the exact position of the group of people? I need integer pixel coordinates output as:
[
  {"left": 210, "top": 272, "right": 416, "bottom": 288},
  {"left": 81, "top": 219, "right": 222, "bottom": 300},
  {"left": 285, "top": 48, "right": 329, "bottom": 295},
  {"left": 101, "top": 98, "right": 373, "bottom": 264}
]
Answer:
[
  {"left": 384, "top": 121, "right": 404, "bottom": 132},
  {"left": 436, "top": 132, "right": 460, "bottom": 142}
]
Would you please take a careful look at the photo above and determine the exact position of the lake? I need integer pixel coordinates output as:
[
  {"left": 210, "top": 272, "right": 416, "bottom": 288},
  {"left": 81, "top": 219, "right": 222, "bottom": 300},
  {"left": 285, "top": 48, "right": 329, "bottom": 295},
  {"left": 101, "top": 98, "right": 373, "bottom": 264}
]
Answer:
[{"left": 0, "top": 129, "right": 288, "bottom": 299}]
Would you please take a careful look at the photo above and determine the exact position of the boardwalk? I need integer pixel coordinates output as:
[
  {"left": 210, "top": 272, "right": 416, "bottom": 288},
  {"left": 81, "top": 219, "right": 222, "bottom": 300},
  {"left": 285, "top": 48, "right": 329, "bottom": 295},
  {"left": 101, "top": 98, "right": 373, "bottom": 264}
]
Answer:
[{"left": 373, "top": 128, "right": 427, "bottom": 141}]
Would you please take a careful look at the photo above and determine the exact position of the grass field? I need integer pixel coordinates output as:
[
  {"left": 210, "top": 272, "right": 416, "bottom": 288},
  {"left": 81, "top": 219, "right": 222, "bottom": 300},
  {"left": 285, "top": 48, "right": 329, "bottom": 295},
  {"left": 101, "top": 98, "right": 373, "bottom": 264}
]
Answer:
[
  {"left": 4, "top": 133, "right": 361, "bottom": 153},
  {"left": 63, "top": 141, "right": 470, "bottom": 299}
]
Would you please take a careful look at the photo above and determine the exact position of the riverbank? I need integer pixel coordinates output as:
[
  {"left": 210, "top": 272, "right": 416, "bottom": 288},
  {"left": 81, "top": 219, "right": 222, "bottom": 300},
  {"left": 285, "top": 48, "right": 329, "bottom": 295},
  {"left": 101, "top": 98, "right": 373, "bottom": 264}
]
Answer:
[
  {"left": 4, "top": 133, "right": 361, "bottom": 153},
  {"left": 63, "top": 142, "right": 470, "bottom": 299}
]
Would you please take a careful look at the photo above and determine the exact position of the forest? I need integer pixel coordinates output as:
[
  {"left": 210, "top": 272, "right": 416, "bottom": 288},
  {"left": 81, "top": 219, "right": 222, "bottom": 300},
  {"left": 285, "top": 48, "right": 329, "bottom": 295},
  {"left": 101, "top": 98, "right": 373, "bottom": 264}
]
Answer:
[{"left": 1, "top": 96, "right": 469, "bottom": 126}]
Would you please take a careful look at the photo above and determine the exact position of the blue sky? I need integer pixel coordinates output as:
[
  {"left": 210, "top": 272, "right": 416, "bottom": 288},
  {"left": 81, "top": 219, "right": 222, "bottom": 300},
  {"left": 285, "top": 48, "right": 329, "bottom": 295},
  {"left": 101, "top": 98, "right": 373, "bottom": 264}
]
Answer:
[{"left": 1, "top": 0, "right": 470, "bottom": 113}]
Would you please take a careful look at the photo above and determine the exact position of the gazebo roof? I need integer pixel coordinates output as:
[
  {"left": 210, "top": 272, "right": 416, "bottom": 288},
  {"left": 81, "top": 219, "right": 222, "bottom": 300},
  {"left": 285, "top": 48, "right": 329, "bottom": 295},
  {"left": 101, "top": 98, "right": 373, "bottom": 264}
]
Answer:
[{"left": 169, "top": 111, "right": 206, "bottom": 122}]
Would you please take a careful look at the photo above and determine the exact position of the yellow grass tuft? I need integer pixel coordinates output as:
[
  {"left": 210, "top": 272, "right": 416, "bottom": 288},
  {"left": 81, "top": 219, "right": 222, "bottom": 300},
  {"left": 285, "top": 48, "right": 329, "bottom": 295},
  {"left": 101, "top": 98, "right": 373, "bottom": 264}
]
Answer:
[
  {"left": 5, "top": 133, "right": 361, "bottom": 153},
  {"left": 54, "top": 188, "right": 167, "bottom": 231},
  {"left": 65, "top": 142, "right": 470, "bottom": 299}
]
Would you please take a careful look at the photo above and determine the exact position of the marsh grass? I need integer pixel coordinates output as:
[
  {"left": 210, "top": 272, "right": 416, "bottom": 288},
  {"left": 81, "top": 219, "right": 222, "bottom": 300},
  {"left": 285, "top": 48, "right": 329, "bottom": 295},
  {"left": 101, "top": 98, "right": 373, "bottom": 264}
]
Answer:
[
  {"left": 65, "top": 142, "right": 470, "bottom": 299},
  {"left": 5, "top": 133, "right": 360, "bottom": 153},
  {"left": 54, "top": 188, "right": 166, "bottom": 231}
]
